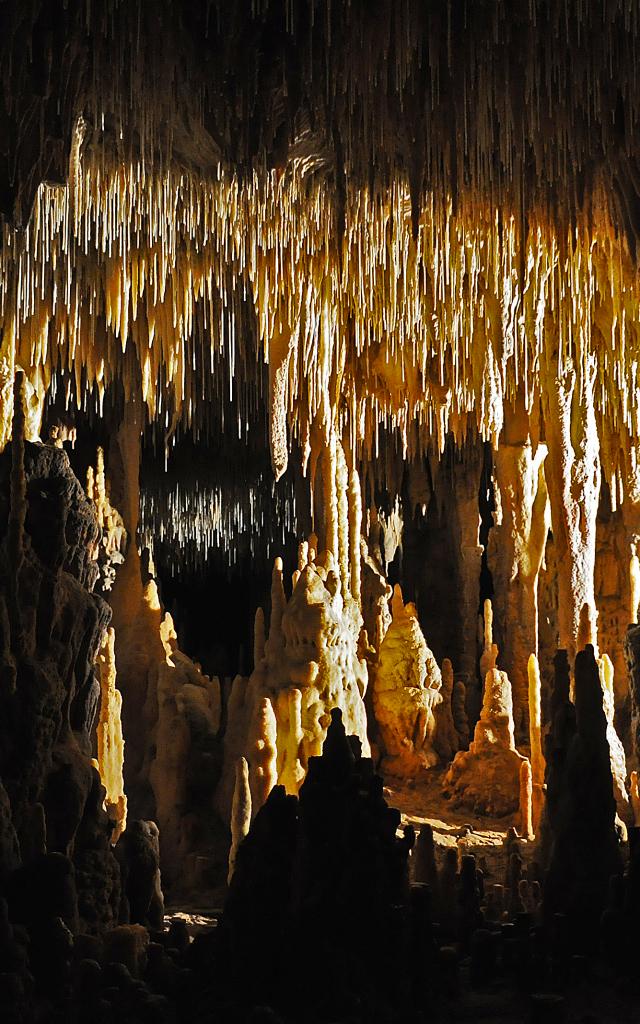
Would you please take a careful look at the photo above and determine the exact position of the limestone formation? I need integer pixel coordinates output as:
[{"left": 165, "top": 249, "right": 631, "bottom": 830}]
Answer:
[
  {"left": 96, "top": 627, "right": 127, "bottom": 843},
  {"left": 106, "top": 409, "right": 222, "bottom": 886},
  {"left": 0, "top": 386, "right": 121, "bottom": 936},
  {"left": 543, "top": 645, "right": 623, "bottom": 951},
  {"left": 373, "top": 586, "right": 442, "bottom": 776},
  {"left": 443, "top": 667, "right": 527, "bottom": 816},
  {"left": 86, "top": 448, "right": 127, "bottom": 594},
  {"left": 219, "top": 526, "right": 371, "bottom": 817},
  {"left": 488, "top": 394, "right": 550, "bottom": 739},
  {"left": 452, "top": 679, "right": 470, "bottom": 748},
  {"left": 630, "top": 771, "right": 640, "bottom": 825},
  {"left": 527, "top": 654, "right": 546, "bottom": 836},
  {"left": 542, "top": 358, "right": 601, "bottom": 660},
  {"left": 433, "top": 658, "right": 460, "bottom": 762},
  {"left": 361, "top": 536, "right": 393, "bottom": 653},
  {"left": 217, "top": 708, "right": 416, "bottom": 1018},
  {"left": 248, "top": 697, "right": 279, "bottom": 815},
  {"left": 624, "top": 622, "right": 640, "bottom": 769},
  {"left": 228, "top": 757, "right": 251, "bottom": 884},
  {"left": 519, "top": 758, "right": 534, "bottom": 841},
  {"left": 597, "top": 653, "right": 631, "bottom": 823}
]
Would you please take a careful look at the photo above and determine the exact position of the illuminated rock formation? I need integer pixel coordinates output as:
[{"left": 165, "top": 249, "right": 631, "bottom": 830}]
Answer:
[
  {"left": 597, "top": 653, "right": 631, "bottom": 824},
  {"left": 527, "top": 654, "right": 546, "bottom": 837},
  {"left": 247, "top": 697, "right": 278, "bottom": 815},
  {"left": 373, "top": 585, "right": 442, "bottom": 776},
  {"left": 488, "top": 395, "right": 550, "bottom": 739},
  {"left": 542, "top": 357, "right": 601, "bottom": 660},
  {"left": 96, "top": 628, "right": 127, "bottom": 844},
  {"left": 105, "top": 406, "right": 222, "bottom": 885},
  {"left": 227, "top": 757, "right": 251, "bottom": 884},
  {"left": 443, "top": 667, "right": 526, "bottom": 816},
  {"left": 220, "top": 544, "right": 371, "bottom": 817},
  {"left": 86, "top": 449, "right": 127, "bottom": 595}
]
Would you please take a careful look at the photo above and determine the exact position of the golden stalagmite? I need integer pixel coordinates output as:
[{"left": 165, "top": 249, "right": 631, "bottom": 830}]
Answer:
[
  {"left": 373, "top": 585, "right": 443, "bottom": 776},
  {"left": 479, "top": 599, "right": 499, "bottom": 684},
  {"left": 248, "top": 697, "right": 278, "bottom": 816},
  {"left": 277, "top": 688, "right": 305, "bottom": 796},
  {"left": 597, "top": 653, "right": 631, "bottom": 825},
  {"left": 228, "top": 757, "right": 251, "bottom": 884},
  {"left": 518, "top": 758, "right": 534, "bottom": 842},
  {"left": 444, "top": 666, "right": 527, "bottom": 817},
  {"left": 96, "top": 627, "right": 127, "bottom": 844},
  {"left": 489, "top": 394, "right": 550, "bottom": 739},
  {"left": 220, "top": 543, "right": 370, "bottom": 814},
  {"left": 527, "top": 654, "right": 546, "bottom": 837}
]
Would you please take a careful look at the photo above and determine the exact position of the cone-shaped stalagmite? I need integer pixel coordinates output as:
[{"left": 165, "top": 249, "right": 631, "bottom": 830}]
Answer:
[{"left": 444, "top": 666, "right": 527, "bottom": 816}]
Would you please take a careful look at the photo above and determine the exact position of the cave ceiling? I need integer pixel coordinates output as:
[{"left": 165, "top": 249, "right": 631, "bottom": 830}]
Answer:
[{"left": 2, "top": 0, "right": 640, "bottom": 541}]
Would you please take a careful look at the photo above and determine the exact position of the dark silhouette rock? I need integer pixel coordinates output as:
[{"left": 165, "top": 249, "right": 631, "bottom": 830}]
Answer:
[{"left": 543, "top": 646, "right": 623, "bottom": 952}]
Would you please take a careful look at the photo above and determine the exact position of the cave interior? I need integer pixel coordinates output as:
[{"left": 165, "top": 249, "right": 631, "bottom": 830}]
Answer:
[{"left": 2, "top": 2, "right": 640, "bottom": 1022}]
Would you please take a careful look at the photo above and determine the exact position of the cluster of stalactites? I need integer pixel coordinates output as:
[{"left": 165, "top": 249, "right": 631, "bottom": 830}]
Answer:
[{"left": 1, "top": 147, "right": 640, "bottom": 498}]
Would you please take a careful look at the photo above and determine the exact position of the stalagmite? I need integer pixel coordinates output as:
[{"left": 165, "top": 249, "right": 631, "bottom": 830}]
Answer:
[
  {"left": 433, "top": 658, "right": 460, "bottom": 762},
  {"left": 489, "top": 394, "right": 550, "bottom": 739},
  {"left": 373, "top": 585, "right": 442, "bottom": 776},
  {"left": 228, "top": 758, "right": 251, "bottom": 884},
  {"left": 277, "top": 688, "right": 305, "bottom": 796},
  {"left": 598, "top": 653, "right": 631, "bottom": 824},
  {"left": 479, "top": 599, "right": 499, "bottom": 684},
  {"left": 542, "top": 359, "right": 601, "bottom": 661},
  {"left": 452, "top": 680, "right": 470, "bottom": 748},
  {"left": 444, "top": 667, "right": 526, "bottom": 816},
  {"left": 253, "top": 607, "right": 266, "bottom": 668},
  {"left": 96, "top": 627, "right": 127, "bottom": 844},
  {"left": 248, "top": 697, "right": 278, "bottom": 816},
  {"left": 527, "top": 654, "right": 546, "bottom": 837},
  {"left": 519, "top": 759, "right": 534, "bottom": 842},
  {"left": 348, "top": 464, "right": 362, "bottom": 608}
]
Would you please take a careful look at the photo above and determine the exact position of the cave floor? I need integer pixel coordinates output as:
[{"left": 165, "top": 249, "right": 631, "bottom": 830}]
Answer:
[{"left": 384, "top": 765, "right": 533, "bottom": 877}]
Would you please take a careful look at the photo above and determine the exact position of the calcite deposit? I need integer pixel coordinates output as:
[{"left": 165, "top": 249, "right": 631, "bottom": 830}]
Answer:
[
  {"left": 373, "top": 586, "right": 442, "bottom": 776},
  {"left": 218, "top": 544, "right": 370, "bottom": 816},
  {"left": 443, "top": 666, "right": 526, "bottom": 816},
  {"left": 104, "top": 409, "right": 223, "bottom": 886},
  {"left": 96, "top": 628, "right": 127, "bottom": 843},
  {"left": 0, "top": 380, "right": 122, "bottom": 936}
]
